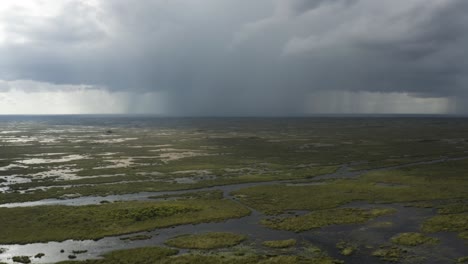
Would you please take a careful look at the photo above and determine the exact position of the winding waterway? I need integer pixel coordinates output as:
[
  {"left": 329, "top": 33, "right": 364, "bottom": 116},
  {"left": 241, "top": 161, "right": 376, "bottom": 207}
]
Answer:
[{"left": 1, "top": 156, "right": 467, "bottom": 264}]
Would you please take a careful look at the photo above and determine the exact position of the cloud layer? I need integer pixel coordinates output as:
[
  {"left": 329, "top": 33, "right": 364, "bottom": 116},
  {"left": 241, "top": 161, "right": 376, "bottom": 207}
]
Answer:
[{"left": 0, "top": 0, "right": 466, "bottom": 114}]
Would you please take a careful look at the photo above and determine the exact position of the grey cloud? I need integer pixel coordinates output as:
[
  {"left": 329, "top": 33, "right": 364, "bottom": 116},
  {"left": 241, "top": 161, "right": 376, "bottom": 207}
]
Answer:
[
  {"left": 286, "top": 0, "right": 357, "bottom": 16},
  {"left": 0, "top": 0, "right": 467, "bottom": 114}
]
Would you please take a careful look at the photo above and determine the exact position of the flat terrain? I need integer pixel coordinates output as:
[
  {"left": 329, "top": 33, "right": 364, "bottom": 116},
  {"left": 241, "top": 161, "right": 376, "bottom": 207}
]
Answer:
[{"left": 0, "top": 116, "right": 467, "bottom": 263}]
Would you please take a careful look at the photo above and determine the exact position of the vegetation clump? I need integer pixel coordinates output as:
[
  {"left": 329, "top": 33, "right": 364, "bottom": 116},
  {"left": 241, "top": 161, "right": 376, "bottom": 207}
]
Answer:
[
  {"left": 437, "top": 203, "right": 468, "bottom": 214},
  {"left": 262, "top": 239, "right": 297, "bottom": 248},
  {"left": 72, "top": 250, "right": 88, "bottom": 254},
  {"left": 336, "top": 241, "right": 356, "bottom": 256},
  {"left": 150, "top": 190, "right": 224, "bottom": 200},
  {"left": 34, "top": 253, "right": 45, "bottom": 258},
  {"left": 422, "top": 214, "right": 468, "bottom": 240},
  {"left": 111, "top": 204, "right": 198, "bottom": 221},
  {"left": 372, "top": 246, "right": 406, "bottom": 262},
  {"left": 390, "top": 232, "right": 439, "bottom": 246},
  {"left": 58, "top": 247, "right": 178, "bottom": 264},
  {"left": 56, "top": 246, "right": 343, "bottom": 264},
  {"left": 120, "top": 234, "right": 152, "bottom": 241},
  {"left": 12, "top": 256, "right": 31, "bottom": 264},
  {"left": 165, "top": 232, "right": 247, "bottom": 249},
  {"left": 261, "top": 208, "right": 395, "bottom": 232}
]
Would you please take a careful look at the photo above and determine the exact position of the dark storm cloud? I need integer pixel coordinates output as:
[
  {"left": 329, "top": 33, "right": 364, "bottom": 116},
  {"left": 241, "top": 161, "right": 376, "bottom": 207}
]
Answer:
[{"left": 0, "top": 0, "right": 466, "bottom": 114}]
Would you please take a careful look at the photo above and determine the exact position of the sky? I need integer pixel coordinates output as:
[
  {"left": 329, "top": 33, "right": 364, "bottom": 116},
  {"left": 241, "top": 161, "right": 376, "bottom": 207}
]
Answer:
[{"left": 0, "top": 0, "right": 466, "bottom": 115}]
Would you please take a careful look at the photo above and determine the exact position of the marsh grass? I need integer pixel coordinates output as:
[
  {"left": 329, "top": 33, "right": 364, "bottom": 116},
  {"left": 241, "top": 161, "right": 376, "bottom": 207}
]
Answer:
[
  {"left": 422, "top": 214, "right": 468, "bottom": 240},
  {"left": 335, "top": 241, "right": 357, "bottom": 256},
  {"left": 261, "top": 208, "right": 395, "bottom": 232},
  {"left": 0, "top": 199, "right": 250, "bottom": 244},
  {"left": 56, "top": 246, "right": 342, "bottom": 264},
  {"left": 57, "top": 247, "right": 178, "bottom": 264},
  {"left": 233, "top": 160, "right": 468, "bottom": 215},
  {"left": 390, "top": 232, "right": 439, "bottom": 246},
  {"left": 149, "top": 190, "right": 224, "bottom": 200},
  {"left": 372, "top": 246, "right": 406, "bottom": 262},
  {"left": 262, "top": 239, "right": 297, "bottom": 248},
  {"left": 2, "top": 119, "right": 468, "bottom": 263},
  {"left": 437, "top": 203, "right": 468, "bottom": 214},
  {"left": 12, "top": 256, "right": 31, "bottom": 264},
  {"left": 120, "top": 234, "right": 152, "bottom": 241},
  {"left": 165, "top": 232, "right": 247, "bottom": 249}
]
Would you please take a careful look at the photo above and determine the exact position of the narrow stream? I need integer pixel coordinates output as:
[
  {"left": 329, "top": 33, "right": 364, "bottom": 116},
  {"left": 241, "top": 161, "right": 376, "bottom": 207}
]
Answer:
[
  {"left": 3, "top": 155, "right": 466, "bottom": 208},
  {"left": 1, "top": 156, "right": 467, "bottom": 263}
]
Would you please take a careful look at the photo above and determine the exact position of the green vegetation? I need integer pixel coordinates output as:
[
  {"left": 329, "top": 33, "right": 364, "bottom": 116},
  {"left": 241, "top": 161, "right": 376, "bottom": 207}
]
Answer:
[
  {"left": 165, "top": 232, "right": 247, "bottom": 249},
  {"left": 372, "top": 246, "right": 406, "bottom": 262},
  {"left": 150, "top": 190, "right": 224, "bottom": 200},
  {"left": 233, "top": 158, "right": 468, "bottom": 215},
  {"left": 12, "top": 256, "right": 31, "bottom": 264},
  {"left": 0, "top": 199, "right": 250, "bottom": 244},
  {"left": 72, "top": 250, "right": 88, "bottom": 254},
  {"left": 336, "top": 241, "right": 356, "bottom": 256},
  {"left": 437, "top": 203, "right": 468, "bottom": 214},
  {"left": 458, "top": 256, "right": 468, "bottom": 263},
  {"left": 422, "top": 214, "right": 468, "bottom": 240},
  {"left": 56, "top": 246, "right": 342, "bottom": 264},
  {"left": 2, "top": 118, "right": 468, "bottom": 263},
  {"left": 390, "top": 232, "right": 439, "bottom": 246},
  {"left": 120, "top": 234, "right": 152, "bottom": 241},
  {"left": 111, "top": 204, "right": 198, "bottom": 221},
  {"left": 262, "top": 239, "right": 297, "bottom": 248},
  {"left": 0, "top": 166, "right": 338, "bottom": 205},
  {"left": 261, "top": 208, "right": 395, "bottom": 232},
  {"left": 57, "top": 247, "right": 178, "bottom": 264}
]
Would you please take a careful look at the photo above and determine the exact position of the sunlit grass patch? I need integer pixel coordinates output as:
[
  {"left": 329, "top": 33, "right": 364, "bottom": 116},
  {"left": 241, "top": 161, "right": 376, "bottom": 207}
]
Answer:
[
  {"left": 335, "top": 241, "right": 357, "bottom": 256},
  {"left": 372, "top": 246, "right": 406, "bottom": 262},
  {"left": 262, "top": 239, "right": 297, "bottom": 248},
  {"left": 390, "top": 232, "right": 439, "bottom": 246}
]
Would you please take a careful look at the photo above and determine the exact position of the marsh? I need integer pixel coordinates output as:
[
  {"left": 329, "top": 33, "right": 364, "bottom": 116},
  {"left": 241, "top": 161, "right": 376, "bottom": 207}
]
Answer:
[{"left": 0, "top": 116, "right": 466, "bottom": 263}]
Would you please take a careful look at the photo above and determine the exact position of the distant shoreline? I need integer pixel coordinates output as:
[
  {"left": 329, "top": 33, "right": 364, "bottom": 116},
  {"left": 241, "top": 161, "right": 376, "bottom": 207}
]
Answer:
[{"left": 0, "top": 113, "right": 466, "bottom": 118}]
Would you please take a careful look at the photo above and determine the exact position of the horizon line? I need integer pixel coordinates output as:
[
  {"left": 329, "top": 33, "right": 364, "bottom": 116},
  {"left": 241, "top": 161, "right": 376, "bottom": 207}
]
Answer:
[{"left": 0, "top": 113, "right": 467, "bottom": 118}]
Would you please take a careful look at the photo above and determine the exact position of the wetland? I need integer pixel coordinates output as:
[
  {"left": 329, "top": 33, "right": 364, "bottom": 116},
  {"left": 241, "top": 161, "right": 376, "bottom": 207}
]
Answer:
[{"left": 0, "top": 116, "right": 467, "bottom": 263}]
